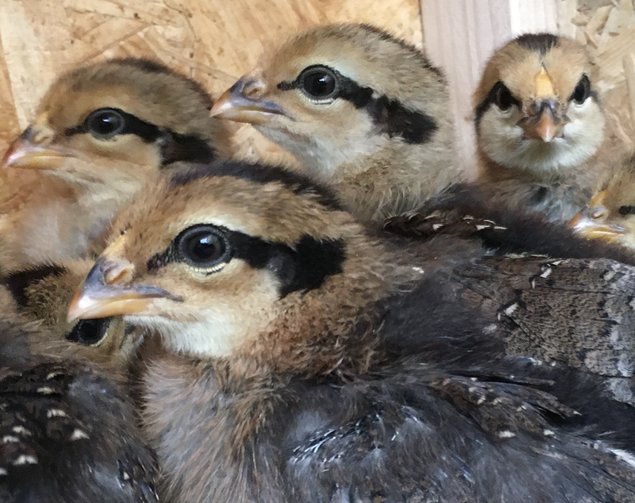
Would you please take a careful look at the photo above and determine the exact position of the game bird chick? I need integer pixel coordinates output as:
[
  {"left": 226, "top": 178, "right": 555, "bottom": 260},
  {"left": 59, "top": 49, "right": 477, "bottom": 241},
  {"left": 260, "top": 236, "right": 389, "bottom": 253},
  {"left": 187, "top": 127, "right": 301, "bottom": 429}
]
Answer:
[
  {"left": 0, "top": 233, "right": 158, "bottom": 501},
  {"left": 69, "top": 161, "right": 635, "bottom": 502},
  {"left": 0, "top": 318, "right": 158, "bottom": 503},
  {"left": 211, "top": 23, "right": 460, "bottom": 224},
  {"left": 474, "top": 33, "right": 606, "bottom": 222},
  {"left": 570, "top": 152, "right": 635, "bottom": 250},
  {"left": 1, "top": 57, "right": 231, "bottom": 269},
  {"left": 0, "top": 258, "right": 141, "bottom": 372}
]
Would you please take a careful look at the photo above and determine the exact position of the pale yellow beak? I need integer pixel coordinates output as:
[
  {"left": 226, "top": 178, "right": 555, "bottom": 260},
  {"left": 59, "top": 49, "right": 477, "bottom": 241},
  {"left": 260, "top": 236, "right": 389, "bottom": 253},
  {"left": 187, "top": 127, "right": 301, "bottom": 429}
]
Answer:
[
  {"left": 210, "top": 77, "right": 285, "bottom": 125},
  {"left": 2, "top": 136, "right": 73, "bottom": 170},
  {"left": 568, "top": 191, "right": 625, "bottom": 242},
  {"left": 67, "top": 257, "right": 182, "bottom": 322}
]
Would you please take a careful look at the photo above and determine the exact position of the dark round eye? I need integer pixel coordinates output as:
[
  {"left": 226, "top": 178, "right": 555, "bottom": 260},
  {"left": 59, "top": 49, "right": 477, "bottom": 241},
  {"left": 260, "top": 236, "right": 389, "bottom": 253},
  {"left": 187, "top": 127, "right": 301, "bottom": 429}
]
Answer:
[
  {"left": 298, "top": 66, "right": 339, "bottom": 100},
  {"left": 571, "top": 75, "right": 591, "bottom": 104},
  {"left": 176, "top": 225, "right": 231, "bottom": 269},
  {"left": 493, "top": 82, "right": 516, "bottom": 111},
  {"left": 85, "top": 108, "right": 125, "bottom": 138},
  {"left": 619, "top": 205, "right": 635, "bottom": 216},
  {"left": 66, "top": 317, "right": 112, "bottom": 346}
]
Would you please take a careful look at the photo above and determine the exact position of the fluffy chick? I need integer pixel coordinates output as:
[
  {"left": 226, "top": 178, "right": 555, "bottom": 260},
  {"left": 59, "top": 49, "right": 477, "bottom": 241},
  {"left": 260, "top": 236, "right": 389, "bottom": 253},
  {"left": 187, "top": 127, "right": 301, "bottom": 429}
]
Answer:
[
  {"left": 0, "top": 318, "right": 158, "bottom": 503},
  {"left": 0, "top": 58, "right": 231, "bottom": 269},
  {"left": 69, "top": 161, "right": 635, "bottom": 502},
  {"left": 569, "top": 152, "right": 635, "bottom": 249},
  {"left": 210, "top": 23, "right": 460, "bottom": 224},
  {"left": 0, "top": 259, "right": 157, "bottom": 499},
  {"left": 474, "top": 33, "right": 606, "bottom": 222},
  {"left": 0, "top": 259, "right": 142, "bottom": 372}
]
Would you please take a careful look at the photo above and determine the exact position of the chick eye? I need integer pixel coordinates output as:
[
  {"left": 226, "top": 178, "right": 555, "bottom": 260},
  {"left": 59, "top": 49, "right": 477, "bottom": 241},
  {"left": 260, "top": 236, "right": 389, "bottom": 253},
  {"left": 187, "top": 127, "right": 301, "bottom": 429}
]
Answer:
[
  {"left": 492, "top": 82, "right": 516, "bottom": 111},
  {"left": 176, "top": 225, "right": 231, "bottom": 269},
  {"left": 618, "top": 205, "right": 635, "bottom": 215},
  {"left": 298, "top": 66, "right": 339, "bottom": 100},
  {"left": 66, "top": 318, "right": 111, "bottom": 346},
  {"left": 85, "top": 108, "right": 125, "bottom": 138},
  {"left": 571, "top": 75, "right": 591, "bottom": 104}
]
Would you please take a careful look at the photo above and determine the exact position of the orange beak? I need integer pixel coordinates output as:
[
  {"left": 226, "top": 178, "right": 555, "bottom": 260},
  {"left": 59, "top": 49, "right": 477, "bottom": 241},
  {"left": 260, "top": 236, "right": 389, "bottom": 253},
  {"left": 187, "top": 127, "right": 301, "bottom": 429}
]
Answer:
[
  {"left": 520, "top": 67, "right": 564, "bottom": 142},
  {"left": 210, "top": 77, "right": 286, "bottom": 125},
  {"left": 67, "top": 257, "right": 182, "bottom": 322},
  {"left": 568, "top": 191, "right": 625, "bottom": 242},
  {"left": 521, "top": 104, "right": 564, "bottom": 143},
  {"left": 2, "top": 136, "right": 73, "bottom": 170}
]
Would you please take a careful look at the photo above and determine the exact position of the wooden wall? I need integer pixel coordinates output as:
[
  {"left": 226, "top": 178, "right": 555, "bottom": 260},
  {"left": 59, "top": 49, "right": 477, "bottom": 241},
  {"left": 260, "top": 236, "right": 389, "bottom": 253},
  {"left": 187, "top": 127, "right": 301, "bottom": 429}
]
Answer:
[{"left": 1, "top": 0, "right": 634, "bottom": 172}]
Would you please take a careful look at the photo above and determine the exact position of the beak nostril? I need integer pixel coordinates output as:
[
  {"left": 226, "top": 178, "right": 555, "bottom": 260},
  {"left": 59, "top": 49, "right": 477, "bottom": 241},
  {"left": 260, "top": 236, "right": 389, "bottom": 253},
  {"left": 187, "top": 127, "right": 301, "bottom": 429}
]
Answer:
[
  {"left": 102, "top": 261, "right": 134, "bottom": 285},
  {"left": 242, "top": 79, "right": 266, "bottom": 99},
  {"left": 19, "top": 126, "right": 34, "bottom": 141},
  {"left": 20, "top": 125, "right": 55, "bottom": 146},
  {"left": 591, "top": 208, "right": 607, "bottom": 220}
]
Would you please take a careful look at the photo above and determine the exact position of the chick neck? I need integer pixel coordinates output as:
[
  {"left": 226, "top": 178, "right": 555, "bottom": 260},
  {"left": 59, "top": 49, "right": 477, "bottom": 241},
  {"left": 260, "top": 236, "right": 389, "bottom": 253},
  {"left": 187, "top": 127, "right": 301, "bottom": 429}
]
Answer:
[{"left": 257, "top": 117, "right": 460, "bottom": 225}]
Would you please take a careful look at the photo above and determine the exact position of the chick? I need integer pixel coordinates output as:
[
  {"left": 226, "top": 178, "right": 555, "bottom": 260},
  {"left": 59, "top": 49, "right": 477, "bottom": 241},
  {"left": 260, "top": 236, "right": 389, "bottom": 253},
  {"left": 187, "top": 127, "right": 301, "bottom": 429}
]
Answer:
[
  {"left": 569, "top": 152, "right": 635, "bottom": 249},
  {"left": 0, "top": 318, "right": 158, "bottom": 502},
  {"left": 210, "top": 23, "right": 460, "bottom": 225},
  {"left": 1, "top": 57, "right": 231, "bottom": 269},
  {"left": 0, "top": 232, "right": 158, "bottom": 500},
  {"left": 68, "top": 161, "right": 635, "bottom": 502},
  {"left": 0, "top": 259, "right": 141, "bottom": 372},
  {"left": 474, "top": 33, "right": 606, "bottom": 222}
]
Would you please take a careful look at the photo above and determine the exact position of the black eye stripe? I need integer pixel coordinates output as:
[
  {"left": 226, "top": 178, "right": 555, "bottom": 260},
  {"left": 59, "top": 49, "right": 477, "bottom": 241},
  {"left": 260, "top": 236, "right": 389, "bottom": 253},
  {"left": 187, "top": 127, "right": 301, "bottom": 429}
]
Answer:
[
  {"left": 474, "top": 82, "right": 521, "bottom": 129},
  {"left": 618, "top": 205, "right": 635, "bottom": 215},
  {"left": 157, "top": 130, "right": 215, "bottom": 166},
  {"left": 277, "top": 65, "right": 368, "bottom": 103},
  {"left": 65, "top": 107, "right": 161, "bottom": 142},
  {"left": 147, "top": 225, "right": 345, "bottom": 297},
  {"left": 570, "top": 74, "right": 592, "bottom": 104},
  {"left": 147, "top": 226, "right": 278, "bottom": 272},
  {"left": 64, "top": 107, "right": 215, "bottom": 165},
  {"left": 277, "top": 64, "right": 437, "bottom": 144}
]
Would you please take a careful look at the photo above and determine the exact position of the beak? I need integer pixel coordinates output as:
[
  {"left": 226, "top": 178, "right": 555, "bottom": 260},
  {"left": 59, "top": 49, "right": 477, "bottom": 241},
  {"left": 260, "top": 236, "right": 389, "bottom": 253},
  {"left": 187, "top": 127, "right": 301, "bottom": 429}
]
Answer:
[
  {"left": 210, "top": 77, "right": 285, "bottom": 124},
  {"left": 67, "top": 258, "right": 182, "bottom": 322},
  {"left": 568, "top": 191, "right": 625, "bottom": 241},
  {"left": 520, "top": 67, "right": 564, "bottom": 142},
  {"left": 569, "top": 211, "right": 625, "bottom": 241},
  {"left": 521, "top": 103, "right": 564, "bottom": 142},
  {"left": 2, "top": 135, "right": 73, "bottom": 171}
]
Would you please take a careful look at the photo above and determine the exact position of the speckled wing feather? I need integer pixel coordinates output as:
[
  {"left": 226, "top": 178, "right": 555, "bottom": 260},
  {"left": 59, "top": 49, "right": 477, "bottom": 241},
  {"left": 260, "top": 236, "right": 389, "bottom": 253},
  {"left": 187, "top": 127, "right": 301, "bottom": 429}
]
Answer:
[
  {"left": 384, "top": 184, "right": 635, "bottom": 264},
  {"left": 384, "top": 209, "right": 508, "bottom": 239},
  {"left": 282, "top": 365, "right": 635, "bottom": 503},
  {"left": 0, "top": 321, "right": 158, "bottom": 503},
  {"left": 279, "top": 257, "right": 635, "bottom": 501},
  {"left": 446, "top": 256, "right": 635, "bottom": 392}
]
